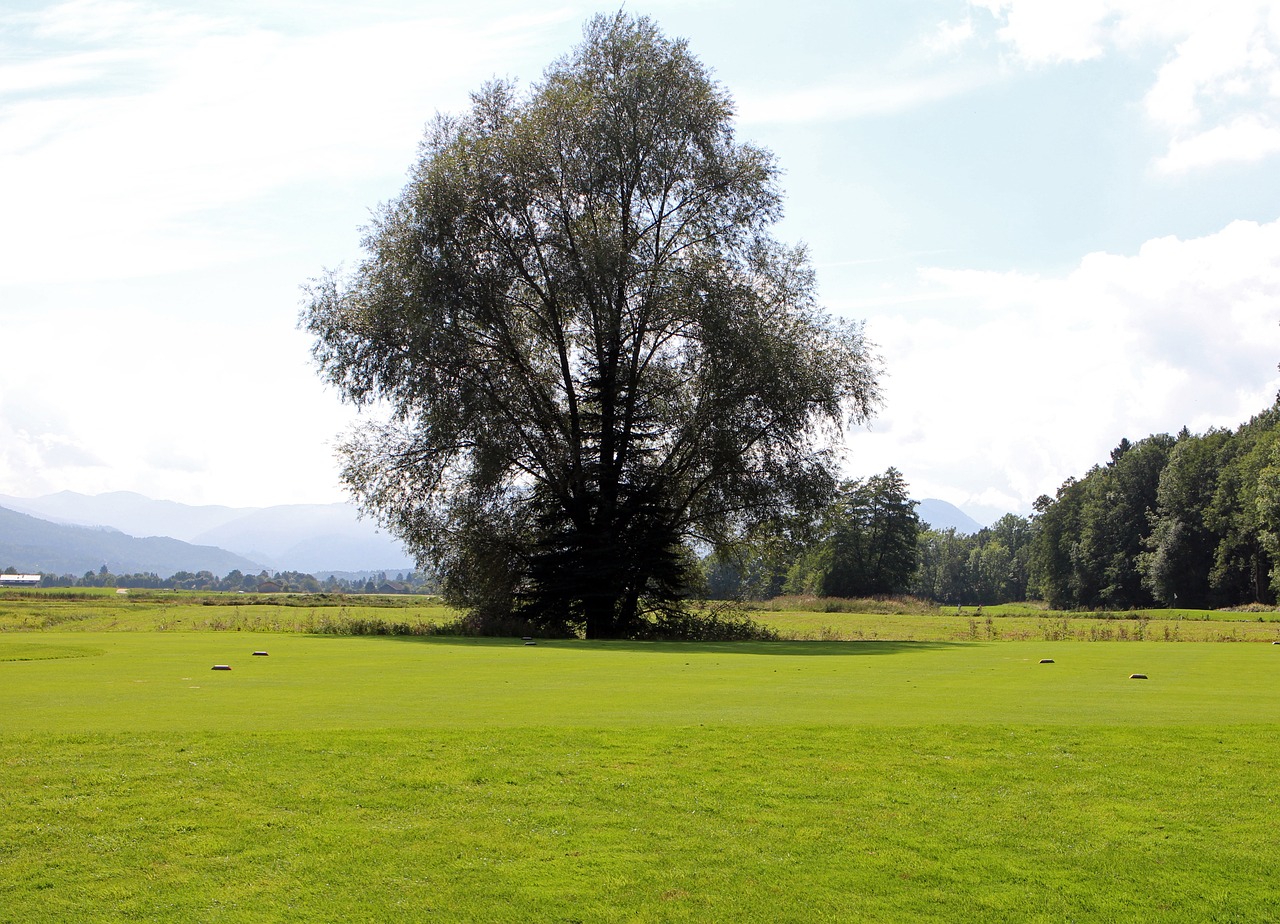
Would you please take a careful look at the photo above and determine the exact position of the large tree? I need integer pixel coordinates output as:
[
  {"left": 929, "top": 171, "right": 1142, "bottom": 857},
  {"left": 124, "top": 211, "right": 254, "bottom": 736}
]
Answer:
[{"left": 303, "top": 14, "right": 880, "bottom": 638}]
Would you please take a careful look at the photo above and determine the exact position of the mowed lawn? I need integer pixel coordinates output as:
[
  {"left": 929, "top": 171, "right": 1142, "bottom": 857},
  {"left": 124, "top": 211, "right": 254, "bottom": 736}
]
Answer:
[{"left": 2, "top": 634, "right": 1278, "bottom": 921}]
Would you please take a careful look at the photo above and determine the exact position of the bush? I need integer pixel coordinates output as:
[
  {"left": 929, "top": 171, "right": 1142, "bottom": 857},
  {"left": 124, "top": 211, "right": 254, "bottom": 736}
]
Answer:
[{"left": 752, "top": 595, "right": 938, "bottom": 615}]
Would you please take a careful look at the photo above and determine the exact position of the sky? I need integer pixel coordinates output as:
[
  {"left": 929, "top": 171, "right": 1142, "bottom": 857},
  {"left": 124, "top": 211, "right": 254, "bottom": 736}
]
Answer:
[{"left": 2, "top": 0, "right": 1280, "bottom": 524}]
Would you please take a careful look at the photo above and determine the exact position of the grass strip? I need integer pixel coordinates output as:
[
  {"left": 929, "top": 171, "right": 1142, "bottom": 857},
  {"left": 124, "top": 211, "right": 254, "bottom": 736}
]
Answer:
[
  {"left": 2, "top": 725, "right": 1275, "bottom": 923},
  {"left": 2, "top": 635, "right": 1279, "bottom": 732}
]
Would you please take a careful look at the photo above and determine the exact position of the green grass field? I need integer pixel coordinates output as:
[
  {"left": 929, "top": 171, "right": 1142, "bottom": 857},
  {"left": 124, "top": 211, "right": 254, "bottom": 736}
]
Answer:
[
  {"left": 3, "top": 619, "right": 1279, "bottom": 922},
  {"left": 5, "top": 589, "right": 1280, "bottom": 642}
]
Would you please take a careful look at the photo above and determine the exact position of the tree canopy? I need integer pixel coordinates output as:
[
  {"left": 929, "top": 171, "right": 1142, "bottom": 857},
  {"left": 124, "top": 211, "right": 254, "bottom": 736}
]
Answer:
[
  {"left": 785, "top": 468, "right": 920, "bottom": 598},
  {"left": 302, "top": 14, "right": 880, "bottom": 638},
  {"left": 1026, "top": 403, "right": 1280, "bottom": 610}
]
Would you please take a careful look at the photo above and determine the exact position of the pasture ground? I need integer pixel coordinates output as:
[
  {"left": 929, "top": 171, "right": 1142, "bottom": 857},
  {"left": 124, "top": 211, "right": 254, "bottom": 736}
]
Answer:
[
  {"left": 4, "top": 590, "right": 1280, "bottom": 642},
  {"left": 2, "top": 597, "right": 1278, "bottom": 921}
]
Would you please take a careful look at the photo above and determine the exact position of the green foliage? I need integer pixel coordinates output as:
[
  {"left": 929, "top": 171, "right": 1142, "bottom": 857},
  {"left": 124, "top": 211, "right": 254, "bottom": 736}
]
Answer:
[
  {"left": 1028, "top": 406, "right": 1280, "bottom": 611},
  {"left": 701, "top": 511, "right": 817, "bottom": 601},
  {"left": 0, "top": 591, "right": 458, "bottom": 633},
  {"left": 635, "top": 602, "right": 779, "bottom": 641},
  {"left": 23, "top": 567, "right": 440, "bottom": 594},
  {"left": 1139, "top": 429, "right": 1230, "bottom": 607},
  {"left": 784, "top": 468, "right": 920, "bottom": 598},
  {"left": 302, "top": 14, "right": 879, "bottom": 638},
  {"left": 1030, "top": 435, "right": 1174, "bottom": 609},
  {"left": 912, "top": 513, "right": 1036, "bottom": 605},
  {"left": 754, "top": 594, "right": 940, "bottom": 615},
  {"left": 1258, "top": 446, "right": 1280, "bottom": 596}
]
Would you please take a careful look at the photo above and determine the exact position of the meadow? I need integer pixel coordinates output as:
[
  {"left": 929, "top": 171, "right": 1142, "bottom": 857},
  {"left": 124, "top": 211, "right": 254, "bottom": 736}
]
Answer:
[
  {"left": 2, "top": 592, "right": 1278, "bottom": 921},
  {"left": 4, "top": 589, "right": 1280, "bottom": 641}
]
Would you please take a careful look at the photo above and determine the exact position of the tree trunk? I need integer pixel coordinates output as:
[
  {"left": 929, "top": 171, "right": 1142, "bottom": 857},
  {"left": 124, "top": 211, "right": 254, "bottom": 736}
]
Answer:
[{"left": 583, "top": 590, "right": 618, "bottom": 639}]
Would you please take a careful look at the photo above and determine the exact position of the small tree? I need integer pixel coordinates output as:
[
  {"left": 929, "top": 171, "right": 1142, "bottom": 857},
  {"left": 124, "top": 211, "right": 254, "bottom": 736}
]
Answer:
[{"left": 303, "top": 14, "right": 880, "bottom": 637}]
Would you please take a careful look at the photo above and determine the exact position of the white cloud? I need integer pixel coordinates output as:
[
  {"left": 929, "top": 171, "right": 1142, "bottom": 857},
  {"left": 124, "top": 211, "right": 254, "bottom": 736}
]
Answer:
[
  {"left": 921, "top": 17, "right": 977, "bottom": 56},
  {"left": 28, "top": 0, "right": 219, "bottom": 43},
  {"left": 843, "top": 218, "right": 1280, "bottom": 517},
  {"left": 971, "top": 0, "right": 1120, "bottom": 63},
  {"left": 1155, "top": 113, "right": 1280, "bottom": 171},
  {"left": 0, "top": 2, "right": 576, "bottom": 285},
  {"left": 971, "top": 0, "right": 1280, "bottom": 173},
  {"left": 0, "top": 388, "right": 108, "bottom": 498},
  {"left": 0, "top": 293, "right": 364, "bottom": 506},
  {"left": 738, "top": 72, "right": 984, "bottom": 125}
]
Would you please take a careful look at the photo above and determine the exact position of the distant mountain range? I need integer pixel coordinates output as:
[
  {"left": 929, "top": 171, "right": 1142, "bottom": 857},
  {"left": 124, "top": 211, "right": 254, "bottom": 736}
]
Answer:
[
  {"left": 0, "top": 504, "right": 262, "bottom": 577},
  {"left": 0, "top": 491, "right": 414, "bottom": 577},
  {"left": 0, "top": 490, "right": 988, "bottom": 578},
  {"left": 915, "top": 498, "right": 985, "bottom": 534}
]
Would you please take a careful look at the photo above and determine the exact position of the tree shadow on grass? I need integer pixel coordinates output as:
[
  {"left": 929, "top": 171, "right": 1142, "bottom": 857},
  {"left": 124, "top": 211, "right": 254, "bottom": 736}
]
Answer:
[{"left": 348, "top": 635, "right": 975, "bottom": 657}]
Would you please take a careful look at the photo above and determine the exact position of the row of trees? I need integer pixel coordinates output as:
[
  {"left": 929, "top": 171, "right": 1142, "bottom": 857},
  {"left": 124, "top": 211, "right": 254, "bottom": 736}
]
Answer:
[
  {"left": 781, "top": 469, "right": 920, "bottom": 598},
  {"left": 702, "top": 468, "right": 1038, "bottom": 605},
  {"left": 295, "top": 12, "right": 1279, "bottom": 629},
  {"left": 1032, "top": 404, "right": 1280, "bottom": 609},
  {"left": 707, "top": 401, "right": 1280, "bottom": 611},
  {"left": 18, "top": 567, "right": 438, "bottom": 594},
  {"left": 19, "top": 397, "right": 1280, "bottom": 611},
  {"left": 911, "top": 514, "right": 1034, "bottom": 605}
]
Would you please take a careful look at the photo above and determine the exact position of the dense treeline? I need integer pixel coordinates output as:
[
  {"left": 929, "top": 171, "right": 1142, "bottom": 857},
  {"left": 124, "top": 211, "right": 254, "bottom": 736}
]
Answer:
[
  {"left": 1032, "top": 403, "right": 1280, "bottom": 609},
  {"left": 703, "top": 467, "right": 1040, "bottom": 604},
  {"left": 785, "top": 468, "right": 921, "bottom": 597},
  {"left": 706, "top": 402, "right": 1280, "bottom": 610},
  {"left": 919, "top": 404, "right": 1280, "bottom": 609},
  {"left": 911, "top": 514, "right": 1034, "bottom": 605},
  {"left": 14, "top": 405, "right": 1280, "bottom": 611}
]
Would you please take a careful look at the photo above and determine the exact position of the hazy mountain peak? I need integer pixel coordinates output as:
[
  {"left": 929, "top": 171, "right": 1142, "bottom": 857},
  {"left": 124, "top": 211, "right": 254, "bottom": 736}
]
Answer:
[
  {"left": 0, "top": 491, "right": 412, "bottom": 574},
  {"left": 915, "top": 498, "right": 985, "bottom": 534}
]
